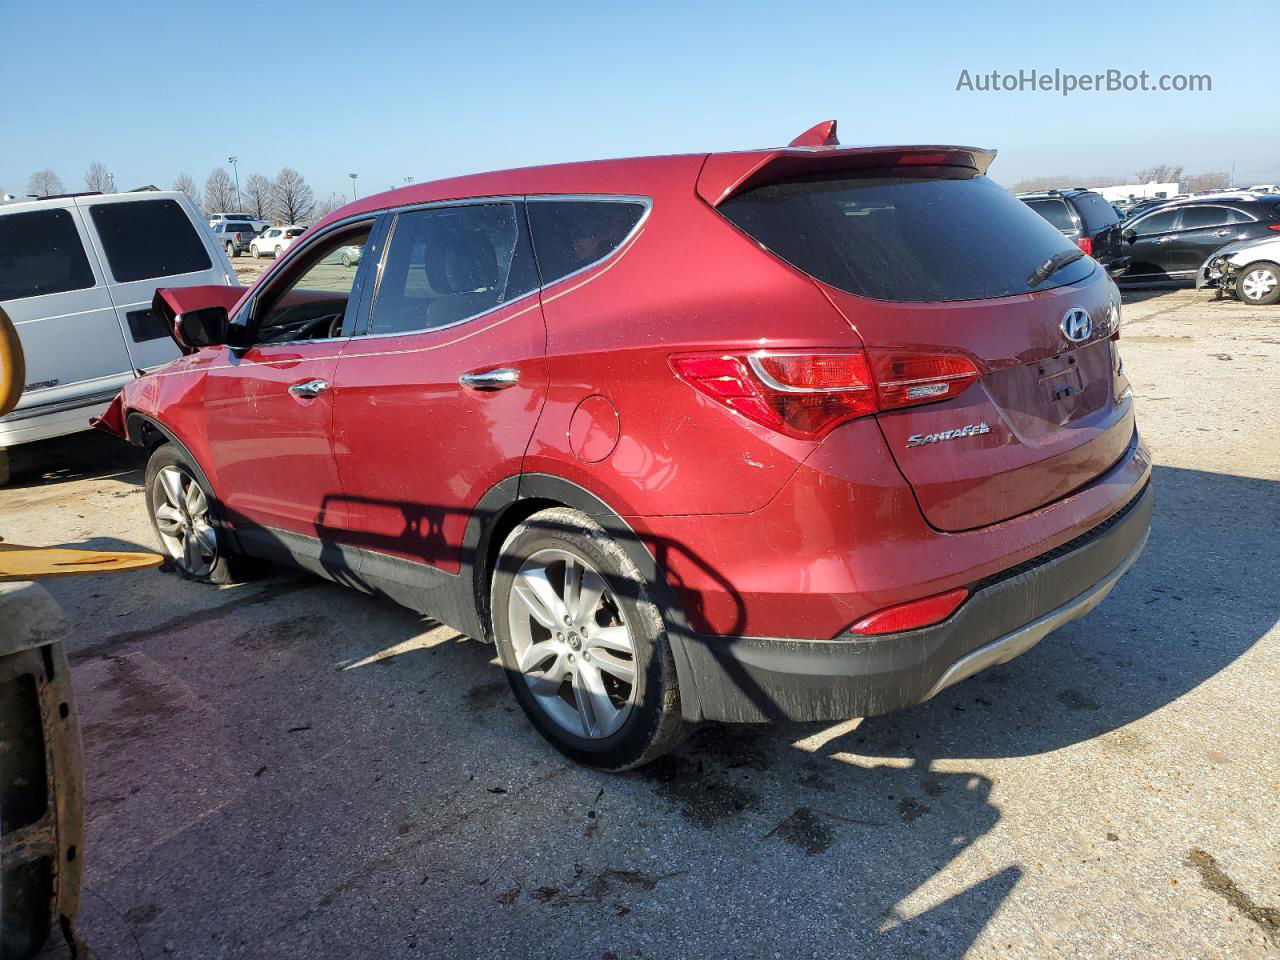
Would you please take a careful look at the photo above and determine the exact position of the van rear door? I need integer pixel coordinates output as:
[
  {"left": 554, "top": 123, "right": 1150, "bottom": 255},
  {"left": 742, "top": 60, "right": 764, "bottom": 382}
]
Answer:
[
  {"left": 77, "top": 193, "right": 235, "bottom": 373},
  {"left": 0, "top": 199, "right": 134, "bottom": 439}
]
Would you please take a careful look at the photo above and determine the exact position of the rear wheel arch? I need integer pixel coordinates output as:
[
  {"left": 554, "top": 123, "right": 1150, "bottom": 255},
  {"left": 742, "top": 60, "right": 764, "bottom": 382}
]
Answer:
[{"left": 466, "top": 473, "right": 704, "bottom": 722}]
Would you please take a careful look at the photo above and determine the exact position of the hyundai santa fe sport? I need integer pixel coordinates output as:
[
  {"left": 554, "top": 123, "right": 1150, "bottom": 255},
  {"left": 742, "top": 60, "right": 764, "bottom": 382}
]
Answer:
[{"left": 96, "top": 121, "right": 1152, "bottom": 770}]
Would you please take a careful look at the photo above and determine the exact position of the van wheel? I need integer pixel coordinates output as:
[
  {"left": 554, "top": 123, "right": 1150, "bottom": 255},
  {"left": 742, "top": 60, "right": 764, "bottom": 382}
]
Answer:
[
  {"left": 144, "top": 444, "right": 263, "bottom": 584},
  {"left": 491, "top": 507, "right": 685, "bottom": 770},
  {"left": 1236, "top": 263, "right": 1280, "bottom": 305}
]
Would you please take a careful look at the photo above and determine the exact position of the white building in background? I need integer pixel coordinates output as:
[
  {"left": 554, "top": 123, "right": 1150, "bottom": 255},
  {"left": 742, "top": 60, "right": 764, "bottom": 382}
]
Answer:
[{"left": 1090, "top": 181, "right": 1186, "bottom": 203}]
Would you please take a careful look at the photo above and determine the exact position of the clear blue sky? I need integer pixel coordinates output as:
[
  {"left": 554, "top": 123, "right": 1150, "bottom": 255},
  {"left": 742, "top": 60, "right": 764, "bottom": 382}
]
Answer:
[{"left": 5, "top": 0, "right": 1276, "bottom": 202}]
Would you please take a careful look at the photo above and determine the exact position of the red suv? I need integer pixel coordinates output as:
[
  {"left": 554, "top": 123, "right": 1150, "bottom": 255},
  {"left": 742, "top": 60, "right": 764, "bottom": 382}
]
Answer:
[{"left": 97, "top": 122, "right": 1152, "bottom": 770}]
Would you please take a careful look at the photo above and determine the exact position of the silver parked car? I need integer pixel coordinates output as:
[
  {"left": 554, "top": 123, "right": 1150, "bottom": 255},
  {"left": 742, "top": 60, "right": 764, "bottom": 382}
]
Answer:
[
  {"left": 1198, "top": 233, "right": 1280, "bottom": 305},
  {"left": 0, "top": 191, "right": 238, "bottom": 483}
]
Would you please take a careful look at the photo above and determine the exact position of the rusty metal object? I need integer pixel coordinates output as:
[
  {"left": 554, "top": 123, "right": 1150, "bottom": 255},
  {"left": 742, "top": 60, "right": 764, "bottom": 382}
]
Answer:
[
  {"left": 0, "top": 305, "right": 23, "bottom": 419},
  {"left": 0, "top": 582, "right": 85, "bottom": 959}
]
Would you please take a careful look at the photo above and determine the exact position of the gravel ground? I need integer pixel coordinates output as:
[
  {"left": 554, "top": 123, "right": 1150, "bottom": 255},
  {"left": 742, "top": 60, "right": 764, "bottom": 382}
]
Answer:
[{"left": 8, "top": 285, "right": 1279, "bottom": 960}]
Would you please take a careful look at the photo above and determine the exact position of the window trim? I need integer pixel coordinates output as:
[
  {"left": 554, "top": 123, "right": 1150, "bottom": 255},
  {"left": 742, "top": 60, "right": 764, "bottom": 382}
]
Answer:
[{"left": 239, "top": 193, "right": 653, "bottom": 344}]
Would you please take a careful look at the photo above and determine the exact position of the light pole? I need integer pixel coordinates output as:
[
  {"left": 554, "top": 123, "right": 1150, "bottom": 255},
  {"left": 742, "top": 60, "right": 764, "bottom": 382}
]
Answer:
[
  {"left": 349, "top": 173, "right": 359, "bottom": 201},
  {"left": 228, "top": 156, "right": 241, "bottom": 211},
  {"left": 404, "top": 176, "right": 414, "bottom": 186}
]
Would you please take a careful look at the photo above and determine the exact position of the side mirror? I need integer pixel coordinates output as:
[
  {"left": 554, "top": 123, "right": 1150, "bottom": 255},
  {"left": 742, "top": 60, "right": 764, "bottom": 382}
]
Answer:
[
  {"left": 1122, "top": 228, "right": 1137, "bottom": 244},
  {"left": 176, "top": 307, "right": 229, "bottom": 349}
]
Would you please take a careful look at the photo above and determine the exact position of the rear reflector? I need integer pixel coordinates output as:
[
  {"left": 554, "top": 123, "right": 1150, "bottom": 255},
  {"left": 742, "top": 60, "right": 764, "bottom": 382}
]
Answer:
[
  {"left": 671, "top": 348, "right": 980, "bottom": 440},
  {"left": 848, "top": 587, "right": 969, "bottom": 636},
  {"left": 1076, "top": 236, "right": 1094, "bottom": 256}
]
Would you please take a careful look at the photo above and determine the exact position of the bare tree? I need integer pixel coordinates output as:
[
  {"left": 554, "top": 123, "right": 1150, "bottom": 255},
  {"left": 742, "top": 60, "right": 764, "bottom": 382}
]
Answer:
[
  {"left": 173, "top": 173, "right": 202, "bottom": 207},
  {"left": 312, "top": 192, "right": 345, "bottom": 220},
  {"left": 1186, "top": 171, "right": 1231, "bottom": 193},
  {"left": 272, "top": 167, "right": 314, "bottom": 224},
  {"left": 204, "top": 167, "right": 238, "bottom": 214},
  {"left": 26, "top": 169, "right": 65, "bottom": 197},
  {"left": 243, "top": 174, "right": 274, "bottom": 219},
  {"left": 84, "top": 160, "right": 114, "bottom": 193},
  {"left": 1135, "top": 164, "right": 1184, "bottom": 184}
]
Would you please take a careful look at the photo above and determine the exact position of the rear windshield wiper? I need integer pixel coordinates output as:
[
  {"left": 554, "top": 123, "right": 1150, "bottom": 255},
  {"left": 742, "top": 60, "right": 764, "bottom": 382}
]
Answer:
[{"left": 1027, "top": 248, "right": 1086, "bottom": 288}]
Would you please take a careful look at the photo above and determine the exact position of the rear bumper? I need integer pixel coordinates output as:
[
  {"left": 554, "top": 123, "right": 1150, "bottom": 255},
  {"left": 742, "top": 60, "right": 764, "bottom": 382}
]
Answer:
[{"left": 680, "top": 482, "right": 1152, "bottom": 723}]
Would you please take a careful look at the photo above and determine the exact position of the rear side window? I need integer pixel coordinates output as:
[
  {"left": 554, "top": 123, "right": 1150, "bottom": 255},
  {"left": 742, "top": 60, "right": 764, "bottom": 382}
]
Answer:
[
  {"left": 1024, "top": 198, "right": 1078, "bottom": 235},
  {"left": 527, "top": 200, "right": 646, "bottom": 285},
  {"left": 369, "top": 202, "right": 539, "bottom": 335},
  {"left": 0, "top": 208, "right": 95, "bottom": 301},
  {"left": 89, "top": 198, "right": 212, "bottom": 282},
  {"left": 721, "top": 171, "right": 1093, "bottom": 302},
  {"left": 1073, "top": 193, "right": 1121, "bottom": 231}
]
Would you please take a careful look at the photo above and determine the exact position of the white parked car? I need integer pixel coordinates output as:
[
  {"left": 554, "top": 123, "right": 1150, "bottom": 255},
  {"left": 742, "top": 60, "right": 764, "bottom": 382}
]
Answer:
[
  {"left": 1198, "top": 234, "right": 1280, "bottom": 305},
  {"left": 208, "top": 211, "right": 270, "bottom": 233},
  {"left": 0, "top": 191, "right": 238, "bottom": 483},
  {"left": 250, "top": 226, "right": 306, "bottom": 259},
  {"left": 1246, "top": 184, "right": 1280, "bottom": 195}
]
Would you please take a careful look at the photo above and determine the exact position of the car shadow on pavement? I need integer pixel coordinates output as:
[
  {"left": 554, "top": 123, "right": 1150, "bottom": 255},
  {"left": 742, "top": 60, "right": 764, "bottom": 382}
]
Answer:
[{"left": 4, "top": 430, "right": 145, "bottom": 489}]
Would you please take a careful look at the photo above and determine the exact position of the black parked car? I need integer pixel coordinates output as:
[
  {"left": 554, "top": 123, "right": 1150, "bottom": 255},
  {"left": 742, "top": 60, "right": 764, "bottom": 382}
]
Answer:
[
  {"left": 1118, "top": 197, "right": 1280, "bottom": 283},
  {"left": 1018, "top": 189, "right": 1129, "bottom": 277}
]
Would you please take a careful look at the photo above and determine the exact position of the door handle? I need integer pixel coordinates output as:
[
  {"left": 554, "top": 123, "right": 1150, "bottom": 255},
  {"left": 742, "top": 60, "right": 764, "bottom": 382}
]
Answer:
[
  {"left": 459, "top": 368, "right": 520, "bottom": 391},
  {"left": 1153, "top": 237, "right": 1172, "bottom": 244},
  {"left": 1213, "top": 229, "right": 1232, "bottom": 237},
  {"left": 288, "top": 378, "right": 330, "bottom": 398}
]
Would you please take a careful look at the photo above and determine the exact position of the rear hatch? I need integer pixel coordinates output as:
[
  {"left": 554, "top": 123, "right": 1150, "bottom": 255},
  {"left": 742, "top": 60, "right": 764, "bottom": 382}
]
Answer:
[
  {"left": 716, "top": 160, "right": 1132, "bottom": 532},
  {"left": 1072, "top": 191, "right": 1126, "bottom": 270}
]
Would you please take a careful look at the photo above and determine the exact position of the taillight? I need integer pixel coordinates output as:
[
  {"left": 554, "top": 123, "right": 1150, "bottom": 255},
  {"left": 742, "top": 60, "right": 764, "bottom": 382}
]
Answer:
[
  {"left": 1076, "top": 236, "right": 1093, "bottom": 256},
  {"left": 1269, "top": 224, "right": 1280, "bottom": 233},
  {"left": 848, "top": 587, "right": 969, "bottom": 636},
  {"left": 670, "top": 348, "right": 980, "bottom": 440}
]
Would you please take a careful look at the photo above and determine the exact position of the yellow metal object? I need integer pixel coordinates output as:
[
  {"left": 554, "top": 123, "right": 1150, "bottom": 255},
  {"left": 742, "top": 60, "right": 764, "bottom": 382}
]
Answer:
[
  {"left": 0, "top": 305, "right": 24, "bottom": 418},
  {"left": 0, "top": 542, "right": 164, "bottom": 581}
]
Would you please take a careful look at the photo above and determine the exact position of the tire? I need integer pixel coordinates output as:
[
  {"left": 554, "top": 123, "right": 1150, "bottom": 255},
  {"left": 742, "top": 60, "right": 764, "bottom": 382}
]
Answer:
[
  {"left": 1235, "top": 262, "right": 1280, "bottom": 306},
  {"left": 144, "top": 444, "right": 263, "bottom": 584},
  {"left": 275, "top": 246, "right": 284, "bottom": 258},
  {"left": 226, "top": 242, "right": 238, "bottom": 260},
  {"left": 340, "top": 252, "right": 352, "bottom": 268},
  {"left": 490, "top": 507, "right": 685, "bottom": 770},
  {"left": 252, "top": 244, "right": 262, "bottom": 259}
]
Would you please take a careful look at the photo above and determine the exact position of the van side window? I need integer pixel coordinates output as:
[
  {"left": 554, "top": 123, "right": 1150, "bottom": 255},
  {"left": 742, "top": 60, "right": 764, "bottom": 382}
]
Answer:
[
  {"left": 368, "top": 203, "right": 538, "bottom": 335},
  {"left": 526, "top": 200, "right": 646, "bottom": 285},
  {"left": 89, "top": 198, "right": 212, "bottom": 282},
  {"left": 0, "top": 208, "right": 96, "bottom": 301}
]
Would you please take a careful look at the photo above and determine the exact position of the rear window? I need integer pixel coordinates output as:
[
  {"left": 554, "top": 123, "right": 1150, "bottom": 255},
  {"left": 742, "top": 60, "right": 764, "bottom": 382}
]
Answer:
[
  {"left": 1072, "top": 192, "right": 1121, "bottom": 231},
  {"left": 0, "top": 208, "right": 96, "bottom": 301},
  {"left": 527, "top": 200, "right": 646, "bottom": 286},
  {"left": 285, "top": 228, "right": 305, "bottom": 238},
  {"left": 89, "top": 198, "right": 212, "bottom": 282},
  {"left": 1024, "top": 198, "right": 1078, "bottom": 235},
  {"left": 721, "top": 171, "right": 1093, "bottom": 302}
]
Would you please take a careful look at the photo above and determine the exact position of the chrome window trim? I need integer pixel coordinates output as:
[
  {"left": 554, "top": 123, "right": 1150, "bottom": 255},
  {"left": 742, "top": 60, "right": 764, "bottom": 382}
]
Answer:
[{"left": 239, "top": 193, "right": 653, "bottom": 344}]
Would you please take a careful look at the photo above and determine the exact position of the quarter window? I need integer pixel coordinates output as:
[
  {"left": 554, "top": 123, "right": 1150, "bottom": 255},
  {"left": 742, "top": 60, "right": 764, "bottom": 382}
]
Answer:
[
  {"left": 89, "top": 199, "right": 212, "bottom": 282},
  {"left": 1024, "top": 198, "right": 1078, "bottom": 235},
  {"left": 0, "top": 208, "right": 95, "bottom": 301},
  {"left": 527, "top": 200, "right": 646, "bottom": 286},
  {"left": 368, "top": 203, "right": 538, "bottom": 335}
]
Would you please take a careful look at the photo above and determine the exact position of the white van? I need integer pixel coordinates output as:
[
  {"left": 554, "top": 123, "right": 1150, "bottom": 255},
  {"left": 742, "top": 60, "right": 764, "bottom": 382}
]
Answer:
[{"left": 0, "top": 191, "right": 239, "bottom": 483}]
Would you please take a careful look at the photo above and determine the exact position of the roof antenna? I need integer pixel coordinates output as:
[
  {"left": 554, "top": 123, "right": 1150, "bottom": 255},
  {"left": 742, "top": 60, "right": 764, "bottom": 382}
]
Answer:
[{"left": 788, "top": 120, "right": 839, "bottom": 148}]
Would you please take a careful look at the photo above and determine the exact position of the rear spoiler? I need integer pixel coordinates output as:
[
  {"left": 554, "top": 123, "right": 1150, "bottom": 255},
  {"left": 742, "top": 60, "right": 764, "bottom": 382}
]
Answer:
[{"left": 697, "top": 121, "right": 996, "bottom": 207}]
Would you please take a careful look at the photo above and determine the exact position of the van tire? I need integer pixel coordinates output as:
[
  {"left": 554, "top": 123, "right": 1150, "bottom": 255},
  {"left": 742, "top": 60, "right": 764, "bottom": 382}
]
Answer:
[
  {"left": 144, "top": 444, "right": 265, "bottom": 585},
  {"left": 490, "top": 507, "right": 686, "bottom": 770}
]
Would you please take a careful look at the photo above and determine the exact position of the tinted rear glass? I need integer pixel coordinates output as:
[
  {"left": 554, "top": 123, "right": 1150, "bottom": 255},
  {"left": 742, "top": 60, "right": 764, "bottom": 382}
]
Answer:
[
  {"left": 0, "top": 208, "right": 95, "bottom": 301},
  {"left": 527, "top": 200, "right": 646, "bottom": 286},
  {"left": 1025, "top": 198, "right": 1077, "bottom": 234},
  {"left": 1073, "top": 192, "right": 1121, "bottom": 231},
  {"left": 89, "top": 199, "right": 212, "bottom": 282},
  {"left": 721, "top": 171, "right": 1093, "bottom": 302}
]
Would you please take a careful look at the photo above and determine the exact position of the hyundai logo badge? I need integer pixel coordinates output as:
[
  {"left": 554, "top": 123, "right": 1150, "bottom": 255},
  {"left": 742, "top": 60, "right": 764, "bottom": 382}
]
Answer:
[{"left": 1061, "top": 307, "right": 1093, "bottom": 343}]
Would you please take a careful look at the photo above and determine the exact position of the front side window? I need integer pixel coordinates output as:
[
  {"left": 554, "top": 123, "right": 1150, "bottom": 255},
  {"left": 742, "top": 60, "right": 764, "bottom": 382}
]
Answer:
[
  {"left": 527, "top": 200, "right": 646, "bottom": 285},
  {"left": 251, "top": 225, "right": 371, "bottom": 343},
  {"left": 1132, "top": 209, "right": 1179, "bottom": 236},
  {"left": 0, "top": 208, "right": 95, "bottom": 301},
  {"left": 368, "top": 203, "right": 537, "bottom": 335},
  {"left": 89, "top": 198, "right": 212, "bottom": 282}
]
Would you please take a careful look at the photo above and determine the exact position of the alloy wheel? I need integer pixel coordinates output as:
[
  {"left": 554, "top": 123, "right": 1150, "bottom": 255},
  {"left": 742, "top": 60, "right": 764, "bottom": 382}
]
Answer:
[
  {"left": 1241, "top": 268, "right": 1277, "bottom": 302},
  {"left": 507, "top": 548, "right": 638, "bottom": 739},
  {"left": 152, "top": 466, "right": 218, "bottom": 577}
]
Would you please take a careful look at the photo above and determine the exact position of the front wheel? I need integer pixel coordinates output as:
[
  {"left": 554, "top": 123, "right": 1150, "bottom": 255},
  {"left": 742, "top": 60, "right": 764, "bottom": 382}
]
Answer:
[
  {"left": 491, "top": 508, "right": 685, "bottom": 770},
  {"left": 1236, "top": 263, "right": 1280, "bottom": 305},
  {"left": 275, "top": 246, "right": 284, "bottom": 258},
  {"left": 144, "top": 444, "right": 261, "bottom": 584},
  {"left": 252, "top": 244, "right": 262, "bottom": 259},
  {"left": 226, "top": 242, "right": 238, "bottom": 259}
]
